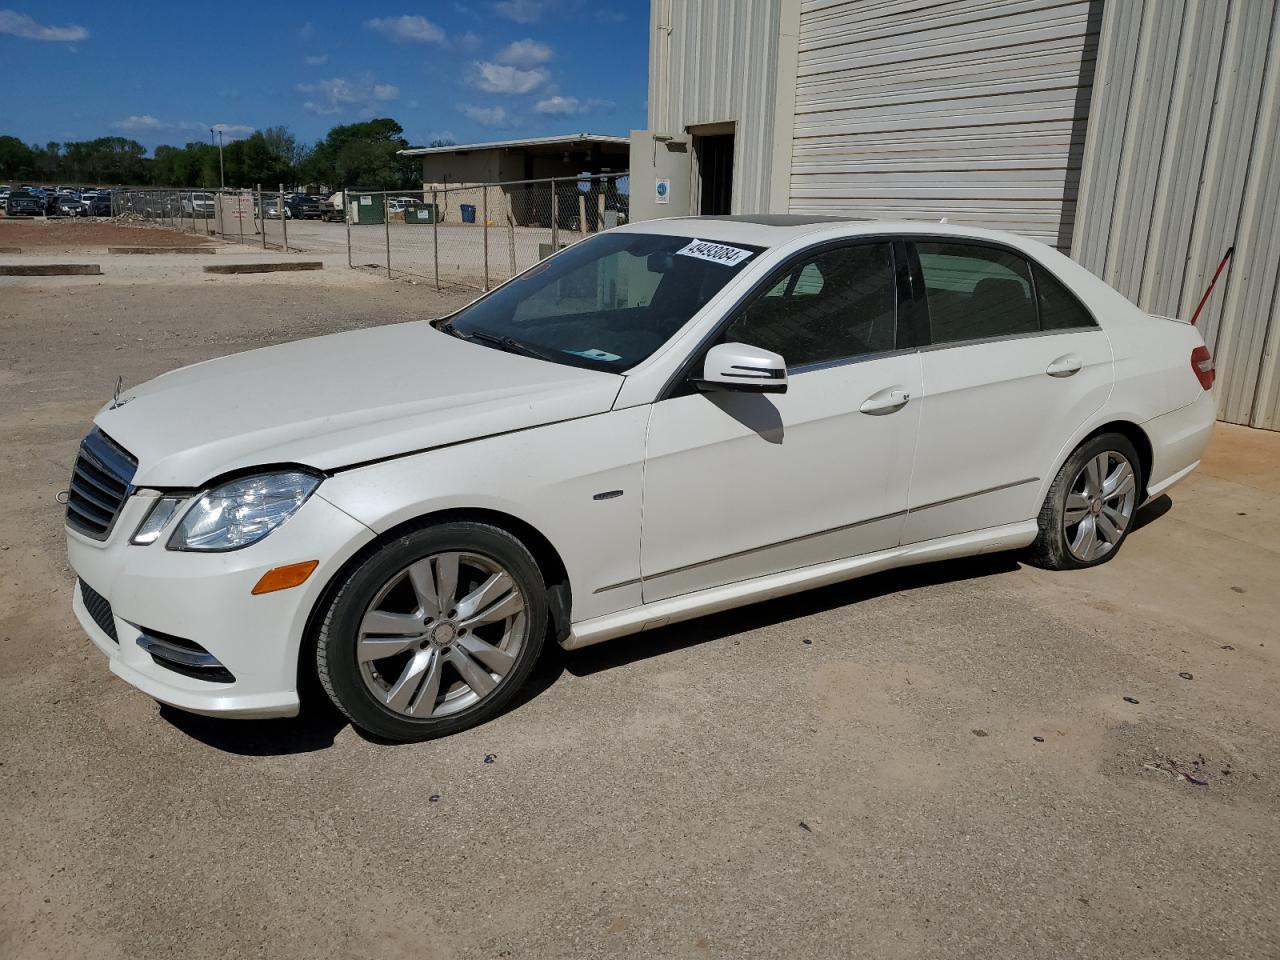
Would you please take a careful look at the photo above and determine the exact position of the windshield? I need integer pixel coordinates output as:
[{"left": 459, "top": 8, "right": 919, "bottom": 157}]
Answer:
[{"left": 445, "top": 232, "right": 764, "bottom": 371}]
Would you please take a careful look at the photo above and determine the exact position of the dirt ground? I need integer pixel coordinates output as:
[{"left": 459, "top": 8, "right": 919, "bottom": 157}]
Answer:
[
  {"left": 0, "top": 219, "right": 215, "bottom": 250},
  {"left": 1, "top": 273, "right": 1278, "bottom": 960}
]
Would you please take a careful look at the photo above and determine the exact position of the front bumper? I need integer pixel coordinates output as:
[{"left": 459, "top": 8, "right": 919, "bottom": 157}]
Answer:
[{"left": 67, "top": 490, "right": 376, "bottom": 719}]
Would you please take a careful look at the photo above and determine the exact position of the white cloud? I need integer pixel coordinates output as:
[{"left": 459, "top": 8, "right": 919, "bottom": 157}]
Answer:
[
  {"left": 305, "top": 53, "right": 328, "bottom": 65},
  {"left": 460, "top": 104, "right": 510, "bottom": 127},
  {"left": 0, "top": 10, "right": 88, "bottom": 41},
  {"left": 112, "top": 114, "right": 164, "bottom": 132},
  {"left": 297, "top": 74, "right": 400, "bottom": 115},
  {"left": 458, "top": 31, "right": 482, "bottom": 52},
  {"left": 496, "top": 38, "right": 552, "bottom": 67},
  {"left": 365, "top": 15, "right": 445, "bottom": 44},
  {"left": 533, "top": 95, "right": 614, "bottom": 116},
  {"left": 469, "top": 61, "right": 547, "bottom": 94},
  {"left": 494, "top": 0, "right": 542, "bottom": 23},
  {"left": 209, "top": 123, "right": 255, "bottom": 139},
  {"left": 111, "top": 116, "right": 254, "bottom": 140}
]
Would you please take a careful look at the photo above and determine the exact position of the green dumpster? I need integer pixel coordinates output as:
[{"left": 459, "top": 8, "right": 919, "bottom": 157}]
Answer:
[
  {"left": 405, "top": 202, "right": 439, "bottom": 224},
  {"left": 348, "top": 191, "right": 385, "bottom": 225}
]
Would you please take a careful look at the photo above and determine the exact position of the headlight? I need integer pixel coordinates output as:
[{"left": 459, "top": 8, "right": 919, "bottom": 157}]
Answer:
[{"left": 168, "top": 471, "right": 320, "bottom": 552}]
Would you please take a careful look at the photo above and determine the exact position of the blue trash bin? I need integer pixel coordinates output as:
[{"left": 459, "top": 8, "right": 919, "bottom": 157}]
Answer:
[{"left": 460, "top": 203, "right": 476, "bottom": 223}]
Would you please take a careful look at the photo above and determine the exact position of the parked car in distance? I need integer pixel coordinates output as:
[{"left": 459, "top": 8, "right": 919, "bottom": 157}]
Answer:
[
  {"left": 261, "top": 196, "right": 290, "bottom": 219},
  {"left": 285, "top": 194, "right": 323, "bottom": 219},
  {"left": 181, "top": 191, "right": 215, "bottom": 218},
  {"left": 54, "top": 193, "right": 84, "bottom": 217},
  {"left": 65, "top": 217, "right": 1216, "bottom": 742},
  {"left": 85, "top": 191, "right": 113, "bottom": 217},
  {"left": 386, "top": 196, "right": 419, "bottom": 214},
  {"left": 5, "top": 189, "right": 45, "bottom": 216}
]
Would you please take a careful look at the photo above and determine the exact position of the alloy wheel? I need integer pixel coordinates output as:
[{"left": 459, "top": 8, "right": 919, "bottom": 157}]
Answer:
[
  {"left": 1063, "top": 451, "right": 1137, "bottom": 562},
  {"left": 357, "top": 551, "right": 528, "bottom": 719}
]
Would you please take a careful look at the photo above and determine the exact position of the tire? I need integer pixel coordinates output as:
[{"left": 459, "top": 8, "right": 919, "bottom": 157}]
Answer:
[
  {"left": 316, "top": 521, "right": 548, "bottom": 742},
  {"left": 1029, "top": 432, "right": 1142, "bottom": 571}
]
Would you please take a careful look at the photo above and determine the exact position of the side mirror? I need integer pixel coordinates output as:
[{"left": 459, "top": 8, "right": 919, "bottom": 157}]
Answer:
[{"left": 695, "top": 342, "right": 788, "bottom": 394}]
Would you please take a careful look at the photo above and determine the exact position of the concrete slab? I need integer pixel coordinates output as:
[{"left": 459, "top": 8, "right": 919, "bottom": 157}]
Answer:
[
  {"left": 203, "top": 261, "right": 324, "bottom": 274},
  {"left": 107, "top": 246, "right": 209, "bottom": 254},
  {"left": 0, "top": 263, "right": 101, "bottom": 276}
]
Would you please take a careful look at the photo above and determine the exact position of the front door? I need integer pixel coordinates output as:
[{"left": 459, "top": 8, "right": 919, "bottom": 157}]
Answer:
[
  {"left": 641, "top": 240, "right": 922, "bottom": 602},
  {"left": 902, "top": 240, "right": 1114, "bottom": 544}
]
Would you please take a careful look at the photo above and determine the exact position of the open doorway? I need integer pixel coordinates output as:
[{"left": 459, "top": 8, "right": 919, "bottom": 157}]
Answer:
[{"left": 691, "top": 123, "right": 735, "bottom": 216}]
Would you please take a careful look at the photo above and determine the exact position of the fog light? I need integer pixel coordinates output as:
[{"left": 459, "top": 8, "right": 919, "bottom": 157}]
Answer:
[{"left": 252, "top": 560, "right": 319, "bottom": 595}]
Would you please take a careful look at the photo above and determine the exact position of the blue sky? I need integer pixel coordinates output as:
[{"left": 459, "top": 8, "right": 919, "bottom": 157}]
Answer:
[{"left": 0, "top": 1, "right": 648, "bottom": 152}]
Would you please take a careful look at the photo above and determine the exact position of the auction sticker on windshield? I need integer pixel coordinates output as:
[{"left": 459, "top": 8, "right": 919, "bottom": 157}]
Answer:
[{"left": 676, "top": 238, "right": 755, "bottom": 267}]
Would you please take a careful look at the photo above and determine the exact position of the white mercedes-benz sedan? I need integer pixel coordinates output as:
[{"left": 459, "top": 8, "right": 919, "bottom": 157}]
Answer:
[{"left": 65, "top": 216, "right": 1216, "bottom": 741}]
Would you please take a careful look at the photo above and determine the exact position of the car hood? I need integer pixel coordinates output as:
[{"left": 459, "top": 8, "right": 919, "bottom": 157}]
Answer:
[{"left": 96, "top": 321, "right": 623, "bottom": 487}]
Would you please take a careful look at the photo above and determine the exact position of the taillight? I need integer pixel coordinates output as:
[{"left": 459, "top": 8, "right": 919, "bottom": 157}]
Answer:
[{"left": 1191, "top": 345, "right": 1215, "bottom": 390}]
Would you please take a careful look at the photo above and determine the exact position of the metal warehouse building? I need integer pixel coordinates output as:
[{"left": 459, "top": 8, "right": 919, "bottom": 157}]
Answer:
[{"left": 631, "top": 0, "right": 1280, "bottom": 430}]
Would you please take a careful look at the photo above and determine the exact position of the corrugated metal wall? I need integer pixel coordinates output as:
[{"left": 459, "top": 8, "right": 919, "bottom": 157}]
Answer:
[
  {"left": 647, "top": 0, "right": 783, "bottom": 213},
  {"left": 1072, "top": 0, "right": 1280, "bottom": 429},
  {"left": 787, "top": 0, "right": 1101, "bottom": 248}
]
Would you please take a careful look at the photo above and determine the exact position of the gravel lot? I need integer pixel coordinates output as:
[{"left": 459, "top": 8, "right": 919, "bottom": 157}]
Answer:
[{"left": 1, "top": 269, "right": 1278, "bottom": 960}]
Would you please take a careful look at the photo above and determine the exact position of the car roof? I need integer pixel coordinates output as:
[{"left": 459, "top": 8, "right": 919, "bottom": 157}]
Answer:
[{"left": 613, "top": 214, "right": 1058, "bottom": 256}]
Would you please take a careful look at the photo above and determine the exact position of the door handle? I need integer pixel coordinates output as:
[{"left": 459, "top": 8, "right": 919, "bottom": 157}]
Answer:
[
  {"left": 860, "top": 388, "right": 911, "bottom": 415},
  {"left": 1047, "top": 355, "right": 1083, "bottom": 377}
]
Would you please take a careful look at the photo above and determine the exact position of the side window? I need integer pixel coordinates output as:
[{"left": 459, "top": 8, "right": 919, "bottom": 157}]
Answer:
[
  {"left": 916, "top": 242, "right": 1037, "bottom": 344},
  {"left": 1034, "top": 263, "right": 1097, "bottom": 330},
  {"left": 723, "top": 242, "right": 897, "bottom": 368}
]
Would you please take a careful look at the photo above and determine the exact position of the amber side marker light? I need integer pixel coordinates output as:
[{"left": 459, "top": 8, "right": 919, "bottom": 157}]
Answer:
[{"left": 252, "top": 560, "right": 320, "bottom": 595}]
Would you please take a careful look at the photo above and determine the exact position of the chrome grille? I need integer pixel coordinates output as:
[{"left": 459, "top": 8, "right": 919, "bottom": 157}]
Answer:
[{"left": 66, "top": 428, "right": 137, "bottom": 540}]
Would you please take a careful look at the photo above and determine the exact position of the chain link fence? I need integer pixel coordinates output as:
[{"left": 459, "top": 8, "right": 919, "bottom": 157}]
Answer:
[
  {"left": 344, "top": 173, "right": 629, "bottom": 290},
  {"left": 112, "top": 185, "right": 301, "bottom": 251},
  {"left": 108, "top": 172, "right": 630, "bottom": 288}
]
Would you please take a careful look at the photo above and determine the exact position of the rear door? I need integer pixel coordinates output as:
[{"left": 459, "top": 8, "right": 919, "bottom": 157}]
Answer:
[
  {"left": 902, "top": 240, "right": 1113, "bottom": 544},
  {"left": 641, "top": 239, "right": 923, "bottom": 602}
]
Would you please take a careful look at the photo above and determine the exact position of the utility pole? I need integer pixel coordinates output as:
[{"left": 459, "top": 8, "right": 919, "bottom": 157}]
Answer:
[{"left": 210, "top": 127, "right": 225, "bottom": 189}]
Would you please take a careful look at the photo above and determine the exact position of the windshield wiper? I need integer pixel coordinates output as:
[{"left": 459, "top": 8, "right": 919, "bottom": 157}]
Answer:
[
  {"left": 466, "top": 329, "right": 561, "bottom": 363},
  {"left": 436, "top": 319, "right": 468, "bottom": 340}
]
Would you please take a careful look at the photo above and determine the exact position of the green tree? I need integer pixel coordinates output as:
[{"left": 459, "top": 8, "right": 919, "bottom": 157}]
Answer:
[
  {"left": 0, "top": 136, "right": 38, "bottom": 179},
  {"left": 302, "top": 118, "right": 417, "bottom": 190}
]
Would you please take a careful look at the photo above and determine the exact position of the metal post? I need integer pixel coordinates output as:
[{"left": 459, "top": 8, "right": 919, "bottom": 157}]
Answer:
[
  {"left": 550, "top": 177, "right": 558, "bottom": 251},
  {"left": 432, "top": 187, "right": 439, "bottom": 291},
  {"left": 383, "top": 192, "right": 392, "bottom": 279},
  {"left": 482, "top": 187, "right": 490, "bottom": 291},
  {"left": 238, "top": 190, "right": 244, "bottom": 246},
  {"left": 280, "top": 183, "right": 288, "bottom": 253},
  {"left": 579, "top": 192, "right": 588, "bottom": 240},
  {"left": 597, "top": 187, "right": 605, "bottom": 233},
  {"left": 344, "top": 189, "right": 352, "bottom": 268},
  {"left": 507, "top": 189, "right": 516, "bottom": 276}
]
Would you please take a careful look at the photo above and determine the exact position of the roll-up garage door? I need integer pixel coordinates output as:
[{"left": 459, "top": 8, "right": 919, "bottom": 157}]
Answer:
[{"left": 789, "top": 0, "right": 1102, "bottom": 249}]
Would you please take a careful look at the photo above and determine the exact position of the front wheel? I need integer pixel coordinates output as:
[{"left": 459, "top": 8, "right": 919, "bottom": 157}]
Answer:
[
  {"left": 316, "top": 522, "right": 548, "bottom": 742},
  {"left": 1028, "top": 432, "right": 1142, "bottom": 570}
]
